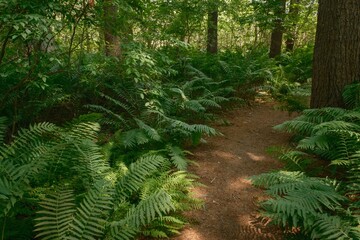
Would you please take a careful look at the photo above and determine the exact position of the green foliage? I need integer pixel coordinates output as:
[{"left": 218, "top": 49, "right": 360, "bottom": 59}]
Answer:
[
  {"left": 253, "top": 105, "right": 360, "bottom": 239},
  {"left": 34, "top": 190, "right": 76, "bottom": 240},
  {"left": 343, "top": 82, "right": 360, "bottom": 109},
  {"left": 251, "top": 171, "right": 358, "bottom": 239}
]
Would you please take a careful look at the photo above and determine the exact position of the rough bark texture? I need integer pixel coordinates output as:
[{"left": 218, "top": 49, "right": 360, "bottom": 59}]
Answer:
[
  {"left": 285, "top": 0, "right": 300, "bottom": 52},
  {"left": 269, "top": 0, "right": 286, "bottom": 58},
  {"left": 103, "top": 0, "right": 121, "bottom": 57},
  {"left": 311, "top": 0, "right": 360, "bottom": 108},
  {"left": 207, "top": 10, "right": 218, "bottom": 54}
]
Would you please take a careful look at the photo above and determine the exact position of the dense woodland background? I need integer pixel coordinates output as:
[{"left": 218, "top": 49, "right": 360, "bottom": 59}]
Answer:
[{"left": 0, "top": 0, "right": 359, "bottom": 239}]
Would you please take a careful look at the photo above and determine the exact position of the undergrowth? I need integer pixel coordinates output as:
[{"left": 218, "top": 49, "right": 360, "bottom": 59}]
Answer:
[{"left": 251, "top": 83, "right": 360, "bottom": 239}]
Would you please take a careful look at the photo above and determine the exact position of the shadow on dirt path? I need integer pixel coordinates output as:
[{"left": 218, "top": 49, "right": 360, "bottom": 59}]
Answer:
[{"left": 172, "top": 100, "right": 296, "bottom": 240}]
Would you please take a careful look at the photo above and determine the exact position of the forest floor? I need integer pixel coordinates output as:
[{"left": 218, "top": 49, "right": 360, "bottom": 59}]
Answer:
[{"left": 172, "top": 99, "right": 297, "bottom": 240}]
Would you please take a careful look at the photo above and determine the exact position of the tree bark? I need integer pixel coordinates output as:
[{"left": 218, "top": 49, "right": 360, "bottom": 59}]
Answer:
[
  {"left": 285, "top": 0, "right": 300, "bottom": 52},
  {"left": 269, "top": 0, "right": 286, "bottom": 58},
  {"left": 103, "top": 0, "right": 121, "bottom": 57},
  {"left": 311, "top": 0, "right": 360, "bottom": 108},
  {"left": 207, "top": 10, "right": 218, "bottom": 54}
]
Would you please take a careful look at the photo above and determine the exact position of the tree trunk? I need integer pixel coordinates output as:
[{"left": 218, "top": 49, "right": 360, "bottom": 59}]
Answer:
[
  {"left": 207, "top": 10, "right": 218, "bottom": 54},
  {"left": 103, "top": 0, "right": 121, "bottom": 57},
  {"left": 269, "top": 0, "right": 286, "bottom": 58},
  {"left": 311, "top": 0, "right": 360, "bottom": 108},
  {"left": 285, "top": 0, "right": 300, "bottom": 52}
]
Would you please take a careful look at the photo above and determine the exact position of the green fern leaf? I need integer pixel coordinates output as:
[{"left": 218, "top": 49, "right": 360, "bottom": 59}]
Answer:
[
  {"left": 111, "top": 190, "right": 175, "bottom": 239},
  {"left": 34, "top": 190, "right": 76, "bottom": 240},
  {"left": 300, "top": 108, "right": 347, "bottom": 124},
  {"left": 69, "top": 180, "right": 113, "bottom": 240},
  {"left": 311, "top": 214, "right": 360, "bottom": 240},
  {"left": 118, "top": 129, "right": 150, "bottom": 148},
  {"left": 274, "top": 120, "right": 316, "bottom": 136},
  {"left": 167, "top": 145, "right": 189, "bottom": 170},
  {"left": 135, "top": 119, "right": 161, "bottom": 141},
  {"left": 0, "top": 117, "right": 7, "bottom": 142},
  {"left": 116, "top": 154, "right": 166, "bottom": 200}
]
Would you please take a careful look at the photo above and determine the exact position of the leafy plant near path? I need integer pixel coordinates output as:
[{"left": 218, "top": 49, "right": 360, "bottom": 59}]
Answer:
[
  {"left": 0, "top": 119, "right": 202, "bottom": 239},
  {"left": 251, "top": 86, "right": 360, "bottom": 239}
]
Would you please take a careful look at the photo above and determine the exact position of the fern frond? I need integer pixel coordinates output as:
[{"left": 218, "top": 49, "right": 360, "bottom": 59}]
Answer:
[
  {"left": 343, "top": 82, "right": 360, "bottom": 109},
  {"left": 311, "top": 214, "right": 360, "bottom": 240},
  {"left": 297, "top": 134, "right": 333, "bottom": 151},
  {"left": 251, "top": 171, "right": 305, "bottom": 189},
  {"left": 34, "top": 190, "right": 76, "bottom": 240},
  {"left": 312, "top": 121, "right": 360, "bottom": 134},
  {"left": 338, "top": 110, "right": 360, "bottom": 124},
  {"left": 118, "top": 129, "right": 150, "bottom": 148},
  {"left": 299, "top": 108, "right": 347, "bottom": 124},
  {"left": 116, "top": 154, "right": 166, "bottom": 200},
  {"left": 0, "top": 123, "right": 58, "bottom": 216},
  {"left": 70, "top": 139, "right": 110, "bottom": 184},
  {"left": 212, "top": 96, "right": 230, "bottom": 104},
  {"left": 279, "top": 151, "right": 311, "bottom": 171},
  {"left": 274, "top": 120, "right": 316, "bottom": 136},
  {"left": 135, "top": 119, "right": 161, "bottom": 141},
  {"left": 1, "top": 122, "right": 58, "bottom": 163},
  {"left": 98, "top": 92, "right": 136, "bottom": 118},
  {"left": 64, "top": 122, "right": 100, "bottom": 142},
  {"left": 0, "top": 117, "right": 7, "bottom": 142},
  {"left": 167, "top": 145, "right": 189, "bottom": 170},
  {"left": 198, "top": 99, "right": 221, "bottom": 109},
  {"left": 110, "top": 190, "right": 175, "bottom": 239},
  {"left": 68, "top": 180, "right": 113, "bottom": 240},
  {"left": 86, "top": 104, "right": 127, "bottom": 127},
  {"left": 185, "top": 65, "right": 211, "bottom": 80},
  {"left": 184, "top": 100, "right": 206, "bottom": 113}
]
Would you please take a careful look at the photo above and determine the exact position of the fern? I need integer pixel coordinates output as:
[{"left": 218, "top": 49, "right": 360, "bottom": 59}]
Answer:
[
  {"left": 86, "top": 104, "right": 128, "bottom": 128},
  {"left": 0, "top": 117, "right": 7, "bottom": 142},
  {"left": 343, "top": 82, "right": 360, "bottom": 109},
  {"left": 34, "top": 190, "right": 76, "bottom": 240},
  {"left": 0, "top": 122, "right": 58, "bottom": 217},
  {"left": 68, "top": 180, "right": 113, "bottom": 240},
  {"left": 110, "top": 190, "right": 174, "bottom": 239},
  {"left": 115, "top": 154, "right": 166, "bottom": 200},
  {"left": 278, "top": 150, "right": 312, "bottom": 171},
  {"left": 274, "top": 120, "right": 316, "bottom": 136},
  {"left": 267, "top": 105, "right": 360, "bottom": 239},
  {"left": 167, "top": 145, "right": 190, "bottom": 170},
  {"left": 311, "top": 214, "right": 360, "bottom": 240},
  {"left": 117, "top": 129, "right": 150, "bottom": 148},
  {"left": 135, "top": 118, "right": 161, "bottom": 142},
  {"left": 252, "top": 171, "right": 346, "bottom": 231},
  {"left": 35, "top": 181, "right": 113, "bottom": 240}
]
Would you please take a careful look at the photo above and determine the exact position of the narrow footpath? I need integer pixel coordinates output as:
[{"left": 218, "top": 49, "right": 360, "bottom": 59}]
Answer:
[{"left": 173, "top": 100, "right": 296, "bottom": 240}]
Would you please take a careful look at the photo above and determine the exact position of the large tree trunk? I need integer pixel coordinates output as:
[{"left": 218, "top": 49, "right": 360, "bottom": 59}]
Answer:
[
  {"left": 269, "top": 0, "right": 286, "bottom": 58},
  {"left": 311, "top": 0, "right": 360, "bottom": 108},
  {"left": 103, "top": 0, "right": 121, "bottom": 57},
  {"left": 285, "top": 0, "right": 300, "bottom": 52},
  {"left": 207, "top": 10, "right": 218, "bottom": 54}
]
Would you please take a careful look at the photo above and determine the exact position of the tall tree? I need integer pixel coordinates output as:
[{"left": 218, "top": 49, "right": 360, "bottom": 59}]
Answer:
[
  {"left": 285, "top": 0, "right": 300, "bottom": 51},
  {"left": 103, "top": 0, "right": 121, "bottom": 57},
  {"left": 207, "top": 1, "right": 218, "bottom": 54},
  {"left": 311, "top": 0, "right": 360, "bottom": 108},
  {"left": 269, "top": 0, "right": 286, "bottom": 58}
]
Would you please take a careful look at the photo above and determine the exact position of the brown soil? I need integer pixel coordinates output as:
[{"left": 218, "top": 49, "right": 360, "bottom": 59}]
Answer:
[{"left": 172, "top": 100, "right": 296, "bottom": 240}]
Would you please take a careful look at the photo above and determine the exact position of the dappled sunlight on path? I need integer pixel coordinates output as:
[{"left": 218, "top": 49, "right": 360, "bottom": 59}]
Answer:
[{"left": 172, "top": 101, "right": 296, "bottom": 240}]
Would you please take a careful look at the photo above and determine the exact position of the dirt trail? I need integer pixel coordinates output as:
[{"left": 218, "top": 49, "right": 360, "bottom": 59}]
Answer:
[{"left": 173, "top": 100, "right": 295, "bottom": 240}]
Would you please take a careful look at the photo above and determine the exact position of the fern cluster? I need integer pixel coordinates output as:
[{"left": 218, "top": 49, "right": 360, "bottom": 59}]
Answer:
[
  {"left": 0, "top": 119, "right": 202, "bottom": 239},
  {"left": 252, "top": 104, "right": 360, "bottom": 239}
]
